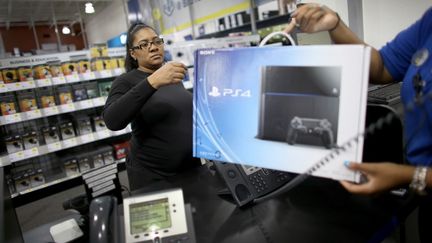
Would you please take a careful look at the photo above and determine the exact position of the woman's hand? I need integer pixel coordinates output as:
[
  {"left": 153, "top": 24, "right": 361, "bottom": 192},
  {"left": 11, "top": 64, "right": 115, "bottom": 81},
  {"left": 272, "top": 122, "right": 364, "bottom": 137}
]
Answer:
[
  {"left": 340, "top": 162, "right": 415, "bottom": 195},
  {"left": 284, "top": 3, "right": 339, "bottom": 34},
  {"left": 147, "top": 61, "right": 187, "bottom": 89}
]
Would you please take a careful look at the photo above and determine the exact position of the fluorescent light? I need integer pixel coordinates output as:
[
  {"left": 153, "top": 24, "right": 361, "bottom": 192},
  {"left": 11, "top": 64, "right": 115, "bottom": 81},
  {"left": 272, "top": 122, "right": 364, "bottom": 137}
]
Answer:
[
  {"left": 62, "top": 26, "right": 71, "bottom": 35},
  {"left": 85, "top": 2, "right": 95, "bottom": 14},
  {"left": 120, "top": 34, "right": 127, "bottom": 45}
]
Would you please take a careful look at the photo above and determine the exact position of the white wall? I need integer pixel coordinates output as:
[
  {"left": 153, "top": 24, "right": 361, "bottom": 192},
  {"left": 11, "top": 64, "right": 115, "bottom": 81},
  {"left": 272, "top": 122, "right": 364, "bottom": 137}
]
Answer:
[
  {"left": 85, "top": 0, "right": 128, "bottom": 45},
  {"left": 363, "top": 0, "right": 431, "bottom": 49}
]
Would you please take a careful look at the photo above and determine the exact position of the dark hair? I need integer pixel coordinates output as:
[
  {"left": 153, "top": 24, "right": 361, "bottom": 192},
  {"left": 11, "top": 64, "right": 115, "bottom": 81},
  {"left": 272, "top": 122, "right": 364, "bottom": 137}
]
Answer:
[{"left": 125, "top": 22, "right": 158, "bottom": 72}]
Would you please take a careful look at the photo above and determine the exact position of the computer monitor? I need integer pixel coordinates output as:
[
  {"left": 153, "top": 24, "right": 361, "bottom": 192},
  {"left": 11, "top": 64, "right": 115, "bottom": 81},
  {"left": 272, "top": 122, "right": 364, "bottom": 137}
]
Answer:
[{"left": 0, "top": 167, "right": 24, "bottom": 243}]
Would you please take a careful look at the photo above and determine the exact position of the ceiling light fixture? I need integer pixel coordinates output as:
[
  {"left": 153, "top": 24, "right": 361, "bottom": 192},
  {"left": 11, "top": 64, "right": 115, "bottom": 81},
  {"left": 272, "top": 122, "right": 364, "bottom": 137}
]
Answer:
[
  {"left": 85, "top": 2, "right": 95, "bottom": 14},
  {"left": 62, "top": 26, "right": 71, "bottom": 35}
]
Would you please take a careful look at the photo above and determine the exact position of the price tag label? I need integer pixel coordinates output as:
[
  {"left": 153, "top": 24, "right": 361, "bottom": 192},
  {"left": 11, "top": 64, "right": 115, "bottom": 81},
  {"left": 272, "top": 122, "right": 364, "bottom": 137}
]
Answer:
[
  {"left": 76, "top": 100, "right": 93, "bottom": 110},
  {"left": 23, "top": 147, "right": 39, "bottom": 159},
  {"left": 47, "top": 142, "right": 62, "bottom": 152},
  {"left": 3, "top": 113, "right": 22, "bottom": 124},
  {"left": 51, "top": 76, "right": 66, "bottom": 85},
  {"left": 21, "top": 80, "right": 36, "bottom": 89},
  {"left": 113, "top": 68, "right": 124, "bottom": 76},
  {"left": 24, "top": 109, "right": 42, "bottom": 120},
  {"left": 62, "top": 137, "right": 78, "bottom": 148},
  {"left": 66, "top": 73, "right": 80, "bottom": 83},
  {"left": 97, "top": 130, "right": 111, "bottom": 139},
  {"left": 80, "top": 133, "right": 95, "bottom": 143},
  {"left": 99, "top": 70, "right": 113, "bottom": 78},
  {"left": 42, "top": 106, "right": 59, "bottom": 116},
  {"left": 92, "top": 97, "right": 106, "bottom": 106},
  {"left": 0, "top": 83, "right": 7, "bottom": 93},
  {"left": 81, "top": 72, "right": 96, "bottom": 80},
  {"left": 59, "top": 103, "right": 75, "bottom": 113},
  {"left": 6, "top": 82, "right": 22, "bottom": 91},
  {"left": 36, "top": 78, "right": 52, "bottom": 87},
  {"left": 9, "top": 151, "right": 25, "bottom": 163}
]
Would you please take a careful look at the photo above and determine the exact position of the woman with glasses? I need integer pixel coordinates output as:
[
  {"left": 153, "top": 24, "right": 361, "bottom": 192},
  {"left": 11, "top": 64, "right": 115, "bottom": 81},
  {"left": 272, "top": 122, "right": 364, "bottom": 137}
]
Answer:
[
  {"left": 103, "top": 23, "right": 201, "bottom": 190},
  {"left": 284, "top": 4, "right": 432, "bottom": 242}
]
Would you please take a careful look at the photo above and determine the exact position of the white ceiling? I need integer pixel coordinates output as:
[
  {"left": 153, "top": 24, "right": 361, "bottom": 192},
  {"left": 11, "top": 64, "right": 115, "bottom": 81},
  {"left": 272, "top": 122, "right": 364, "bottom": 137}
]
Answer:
[{"left": 0, "top": 0, "right": 113, "bottom": 27}]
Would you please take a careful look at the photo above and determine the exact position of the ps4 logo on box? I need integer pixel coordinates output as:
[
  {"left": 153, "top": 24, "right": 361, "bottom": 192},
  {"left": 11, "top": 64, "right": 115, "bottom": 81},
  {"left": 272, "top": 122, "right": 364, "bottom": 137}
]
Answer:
[
  {"left": 208, "top": 86, "right": 251, "bottom": 98},
  {"left": 199, "top": 50, "right": 215, "bottom": 55}
]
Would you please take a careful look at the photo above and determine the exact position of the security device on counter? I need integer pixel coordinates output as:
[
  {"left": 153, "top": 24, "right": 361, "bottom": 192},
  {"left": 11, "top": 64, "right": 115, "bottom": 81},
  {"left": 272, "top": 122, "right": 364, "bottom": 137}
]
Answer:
[
  {"left": 22, "top": 130, "right": 39, "bottom": 149},
  {"left": 60, "top": 122, "right": 76, "bottom": 140},
  {"left": 0, "top": 94, "right": 19, "bottom": 115},
  {"left": 42, "top": 126, "right": 60, "bottom": 144},
  {"left": 123, "top": 188, "right": 194, "bottom": 243},
  {"left": 82, "top": 162, "right": 122, "bottom": 201}
]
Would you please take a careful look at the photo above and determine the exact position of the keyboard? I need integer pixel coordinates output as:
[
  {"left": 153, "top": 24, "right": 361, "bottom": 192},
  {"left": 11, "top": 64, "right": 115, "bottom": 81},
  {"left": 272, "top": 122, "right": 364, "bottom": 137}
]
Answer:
[{"left": 368, "top": 82, "right": 402, "bottom": 105}]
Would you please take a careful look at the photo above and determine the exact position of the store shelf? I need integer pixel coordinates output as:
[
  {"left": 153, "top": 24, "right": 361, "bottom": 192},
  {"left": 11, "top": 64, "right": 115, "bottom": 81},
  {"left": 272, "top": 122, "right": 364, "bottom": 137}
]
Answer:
[
  {"left": 196, "top": 14, "right": 291, "bottom": 39},
  {"left": 0, "top": 96, "right": 107, "bottom": 125},
  {"left": 0, "top": 126, "right": 131, "bottom": 166},
  {"left": 10, "top": 158, "right": 126, "bottom": 199},
  {"left": 0, "top": 68, "right": 124, "bottom": 94}
]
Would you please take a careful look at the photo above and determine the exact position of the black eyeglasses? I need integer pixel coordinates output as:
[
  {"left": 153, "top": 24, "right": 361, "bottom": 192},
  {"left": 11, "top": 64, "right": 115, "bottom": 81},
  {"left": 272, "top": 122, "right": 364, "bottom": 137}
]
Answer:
[{"left": 130, "top": 37, "right": 164, "bottom": 51}]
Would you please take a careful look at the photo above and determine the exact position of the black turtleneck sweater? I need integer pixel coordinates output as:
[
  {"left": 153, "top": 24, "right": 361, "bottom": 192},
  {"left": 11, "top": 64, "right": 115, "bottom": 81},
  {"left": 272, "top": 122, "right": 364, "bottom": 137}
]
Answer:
[{"left": 103, "top": 69, "right": 199, "bottom": 176}]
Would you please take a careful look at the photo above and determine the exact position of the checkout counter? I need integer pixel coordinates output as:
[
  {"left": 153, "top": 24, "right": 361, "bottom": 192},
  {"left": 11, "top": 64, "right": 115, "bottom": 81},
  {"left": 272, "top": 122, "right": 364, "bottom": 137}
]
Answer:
[{"left": 22, "top": 162, "right": 417, "bottom": 243}]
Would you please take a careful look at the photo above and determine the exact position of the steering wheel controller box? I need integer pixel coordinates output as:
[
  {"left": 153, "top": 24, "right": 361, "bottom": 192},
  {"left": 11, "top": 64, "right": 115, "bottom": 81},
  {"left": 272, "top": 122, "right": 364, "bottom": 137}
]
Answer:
[{"left": 193, "top": 45, "right": 371, "bottom": 182}]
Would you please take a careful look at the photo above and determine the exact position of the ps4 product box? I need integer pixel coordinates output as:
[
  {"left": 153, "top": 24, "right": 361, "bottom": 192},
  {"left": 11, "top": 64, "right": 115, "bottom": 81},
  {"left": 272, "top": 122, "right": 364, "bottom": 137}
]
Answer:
[{"left": 193, "top": 45, "right": 371, "bottom": 182}]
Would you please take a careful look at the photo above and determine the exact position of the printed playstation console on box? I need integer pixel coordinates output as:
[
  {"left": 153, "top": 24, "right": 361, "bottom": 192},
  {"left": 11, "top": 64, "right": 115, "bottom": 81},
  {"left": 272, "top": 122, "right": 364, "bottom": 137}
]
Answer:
[{"left": 193, "top": 45, "right": 371, "bottom": 182}]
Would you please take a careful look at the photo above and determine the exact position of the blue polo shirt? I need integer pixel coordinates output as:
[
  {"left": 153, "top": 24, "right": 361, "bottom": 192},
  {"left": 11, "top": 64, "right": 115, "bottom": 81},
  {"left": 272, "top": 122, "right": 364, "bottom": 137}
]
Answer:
[{"left": 380, "top": 8, "right": 432, "bottom": 166}]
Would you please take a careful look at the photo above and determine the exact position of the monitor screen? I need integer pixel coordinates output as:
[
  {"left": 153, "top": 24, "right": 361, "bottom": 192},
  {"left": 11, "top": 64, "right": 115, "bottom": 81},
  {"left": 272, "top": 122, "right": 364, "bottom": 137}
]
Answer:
[{"left": 129, "top": 198, "right": 172, "bottom": 235}]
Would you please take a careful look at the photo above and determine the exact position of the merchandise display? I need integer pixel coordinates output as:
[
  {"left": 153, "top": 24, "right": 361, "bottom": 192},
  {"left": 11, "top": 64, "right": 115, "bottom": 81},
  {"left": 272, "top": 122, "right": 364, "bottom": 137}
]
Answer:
[
  {"left": 2, "top": 68, "right": 18, "bottom": 83},
  {"left": 90, "top": 43, "right": 108, "bottom": 58},
  {"left": 59, "top": 121, "right": 76, "bottom": 140},
  {"left": 56, "top": 85, "right": 74, "bottom": 105},
  {"left": 0, "top": 48, "right": 127, "bottom": 200},
  {"left": 47, "top": 62, "right": 64, "bottom": 77},
  {"left": 33, "top": 65, "right": 50, "bottom": 80},
  {"left": 91, "top": 57, "right": 111, "bottom": 71},
  {"left": 77, "top": 59, "right": 90, "bottom": 73},
  {"left": 42, "top": 126, "right": 61, "bottom": 144},
  {"left": 98, "top": 81, "right": 112, "bottom": 97},
  {"left": 36, "top": 87, "right": 57, "bottom": 108},
  {"left": 22, "top": 130, "right": 39, "bottom": 149},
  {"left": 17, "top": 90, "right": 38, "bottom": 112},
  {"left": 17, "top": 66, "right": 34, "bottom": 81},
  {"left": 0, "top": 94, "right": 19, "bottom": 115},
  {"left": 61, "top": 62, "right": 78, "bottom": 75},
  {"left": 193, "top": 45, "right": 371, "bottom": 182},
  {"left": 72, "top": 84, "right": 88, "bottom": 101}
]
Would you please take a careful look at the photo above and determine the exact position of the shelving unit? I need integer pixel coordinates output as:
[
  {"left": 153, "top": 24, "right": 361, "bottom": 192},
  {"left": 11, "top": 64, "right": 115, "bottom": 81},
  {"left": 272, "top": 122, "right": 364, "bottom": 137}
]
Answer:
[{"left": 0, "top": 47, "right": 130, "bottom": 204}]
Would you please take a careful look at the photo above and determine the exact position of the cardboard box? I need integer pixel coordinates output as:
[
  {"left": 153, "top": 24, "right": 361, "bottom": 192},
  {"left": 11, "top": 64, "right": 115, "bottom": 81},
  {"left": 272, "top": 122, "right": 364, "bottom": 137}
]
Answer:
[{"left": 193, "top": 45, "right": 371, "bottom": 182}]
